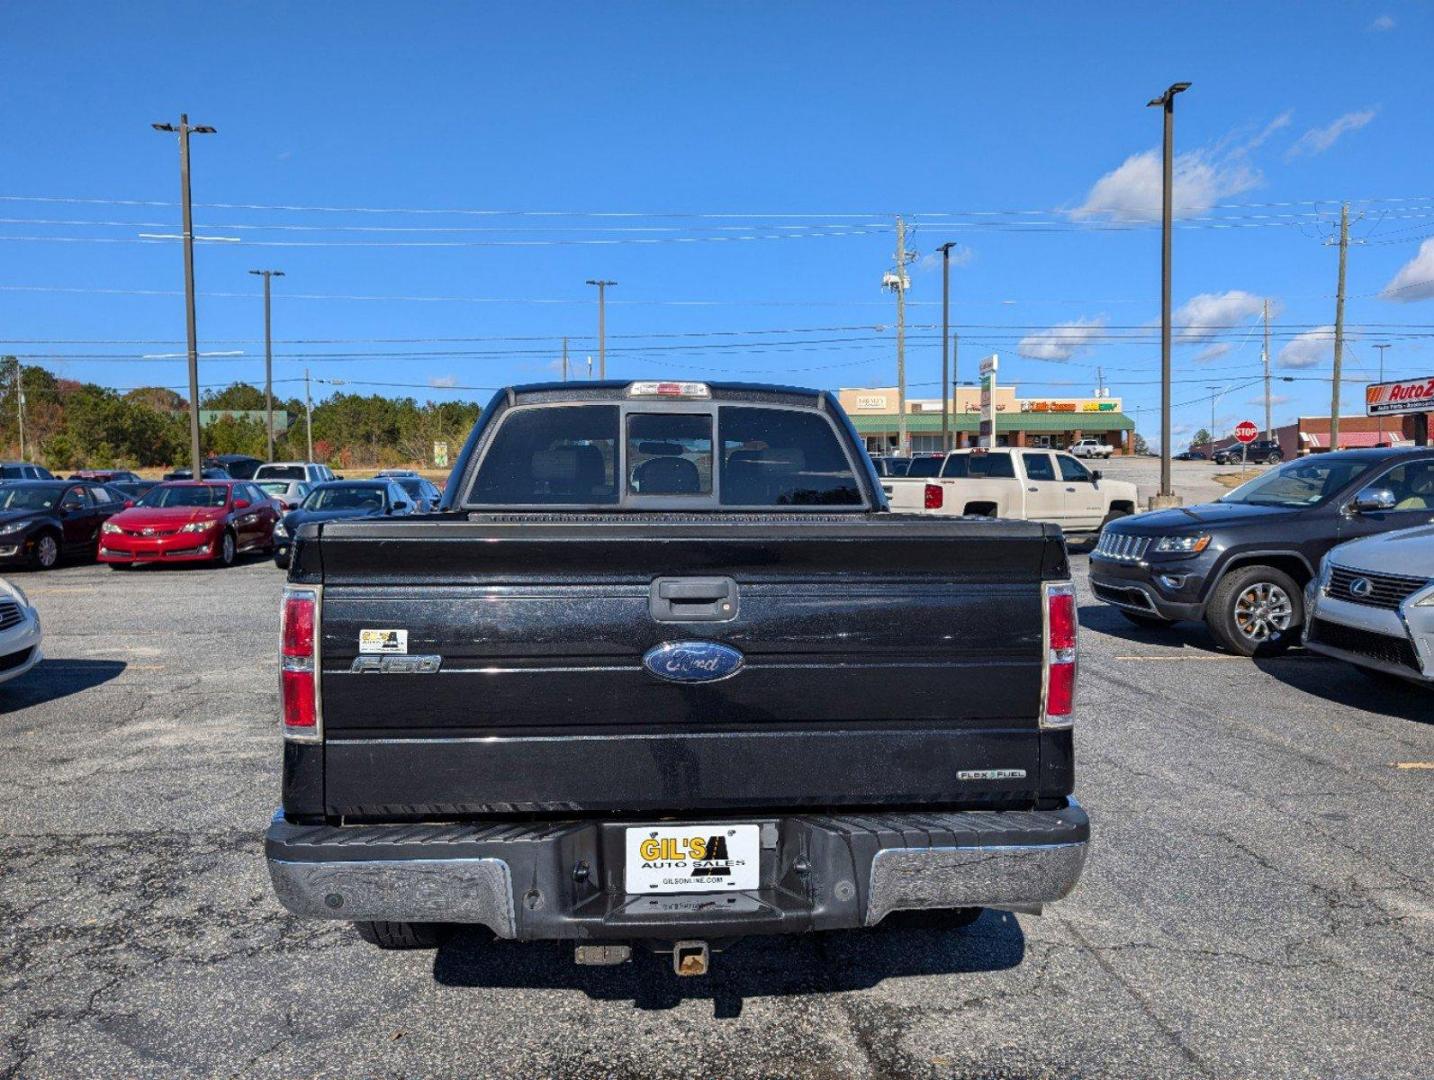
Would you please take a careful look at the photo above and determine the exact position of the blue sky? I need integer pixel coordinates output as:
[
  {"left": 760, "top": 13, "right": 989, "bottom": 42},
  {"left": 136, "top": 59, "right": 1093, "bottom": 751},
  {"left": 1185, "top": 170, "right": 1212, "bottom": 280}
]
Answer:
[{"left": 3, "top": 1, "right": 1432, "bottom": 445}]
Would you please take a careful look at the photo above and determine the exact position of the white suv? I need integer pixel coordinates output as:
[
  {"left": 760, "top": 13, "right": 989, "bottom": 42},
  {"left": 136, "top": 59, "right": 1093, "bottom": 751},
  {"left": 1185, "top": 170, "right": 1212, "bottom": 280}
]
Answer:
[{"left": 253, "top": 462, "right": 336, "bottom": 485}]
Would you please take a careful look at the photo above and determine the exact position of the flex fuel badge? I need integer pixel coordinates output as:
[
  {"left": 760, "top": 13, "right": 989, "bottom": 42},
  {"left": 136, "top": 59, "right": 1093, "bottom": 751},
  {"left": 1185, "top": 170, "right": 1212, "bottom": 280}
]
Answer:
[{"left": 359, "top": 629, "right": 408, "bottom": 654}]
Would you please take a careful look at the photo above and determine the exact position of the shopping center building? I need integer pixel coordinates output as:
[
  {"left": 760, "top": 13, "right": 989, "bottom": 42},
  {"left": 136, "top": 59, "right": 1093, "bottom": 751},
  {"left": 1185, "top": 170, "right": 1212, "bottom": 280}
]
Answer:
[{"left": 838, "top": 384, "right": 1136, "bottom": 454}]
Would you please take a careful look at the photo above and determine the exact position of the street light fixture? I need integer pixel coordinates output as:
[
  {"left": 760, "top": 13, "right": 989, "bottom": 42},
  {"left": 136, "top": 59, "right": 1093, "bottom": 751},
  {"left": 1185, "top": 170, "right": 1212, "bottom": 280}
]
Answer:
[
  {"left": 1147, "top": 81, "right": 1190, "bottom": 505},
  {"left": 153, "top": 113, "right": 217, "bottom": 480}
]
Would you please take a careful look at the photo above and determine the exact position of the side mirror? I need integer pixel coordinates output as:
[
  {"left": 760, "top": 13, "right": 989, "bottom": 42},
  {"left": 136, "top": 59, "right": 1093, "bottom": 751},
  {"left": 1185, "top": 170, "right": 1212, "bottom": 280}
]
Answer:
[
  {"left": 233, "top": 498, "right": 251, "bottom": 510},
  {"left": 123, "top": 499, "right": 135, "bottom": 509},
  {"left": 284, "top": 500, "right": 299, "bottom": 510},
  {"left": 1090, "top": 470, "right": 1102, "bottom": 483},
  {"left": 1349, "top": 487, "right": 1395, "bottom": 513},
  {"left": 390, "top": 501, "right": 409, "bottom": 513}
]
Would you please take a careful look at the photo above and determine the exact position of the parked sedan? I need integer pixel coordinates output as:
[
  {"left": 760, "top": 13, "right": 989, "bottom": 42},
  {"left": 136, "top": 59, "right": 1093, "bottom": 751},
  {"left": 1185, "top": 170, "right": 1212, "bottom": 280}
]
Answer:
[
  {"left": 0, "top": 481, "right": 125, "bottom": 570},
  {"left": 255, "top": 479, "right": 313, "bottom": 511},
  {"left": 274, "top": 480, "right": 413, "bottom": 569},
  {"left": 98, "top": 481, "right": 279, "bottom": 569},
  {"left": 69, "top": 469, "right": 142, "bottom": 484},
  {"left": 0, "top": 576, "right": 42, "bottom": 685},
  {"left": 1305, "top": 524, "right": 1434, "bottom": 687}
]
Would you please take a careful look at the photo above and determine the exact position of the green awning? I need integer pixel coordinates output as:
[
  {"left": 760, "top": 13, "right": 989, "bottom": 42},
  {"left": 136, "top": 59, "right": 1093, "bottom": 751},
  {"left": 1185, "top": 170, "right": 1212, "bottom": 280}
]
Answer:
[{"left": 850, "top": 412, "right": 1134, "bottom": 433}]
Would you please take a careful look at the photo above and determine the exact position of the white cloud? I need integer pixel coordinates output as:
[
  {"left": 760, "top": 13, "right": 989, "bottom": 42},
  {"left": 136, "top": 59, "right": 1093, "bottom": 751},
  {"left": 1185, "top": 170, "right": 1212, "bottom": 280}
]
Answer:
[
  {"left": 1381, "top": 238, "right": 1434, "bottom": 302},
  {"left": 1174, "top": 290, "right": 1266, "bottom": 342},
  {"left": 1250, "top": 393, "right": 1292, "bottom": 408},
  {"left": 428, "top": 374, "right": 458, "bottom": 388},
  {"left": 1072, "top": 149, "right": 1261, "bottom": 221},
  {"left": 1239, "top": 111, "right": 1293, "bottom": 153},
  {"left": 1285, "top": 108, "right": 1377, "bottom": 160},
  {"left": 1017, "top": 316, "right": 1107, "bottom": 361},
  {"left": 1193, "top": 343, "right": 1234, "bottom": 364},
  {"left": 917, "top": 246, "right": 976, "bottom": 271},
  {"left": 1278, "top": 325, "right": 1336, "bottom": 369},
  {"left": 1370, "top": 14, "right": 1395, "bottom": 31}
]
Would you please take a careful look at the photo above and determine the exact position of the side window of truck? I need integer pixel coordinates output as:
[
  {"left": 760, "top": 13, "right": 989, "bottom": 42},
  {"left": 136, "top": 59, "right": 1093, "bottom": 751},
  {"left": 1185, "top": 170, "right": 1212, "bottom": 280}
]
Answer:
[
  {"left": 940, "top": 453, "right": 1015, "bottom": 479},
  {"left": 718, "top": 407, "right": 862, "bottom": 507},
  {"left": 471, "top": 405, "right": 620, "bottom": 505},
  {"left": 1057, "top": 455, "right": 1092, "bottom": 483},
  {"left": 1022, "top": 453, "right": 1057, "bottom": 481}
]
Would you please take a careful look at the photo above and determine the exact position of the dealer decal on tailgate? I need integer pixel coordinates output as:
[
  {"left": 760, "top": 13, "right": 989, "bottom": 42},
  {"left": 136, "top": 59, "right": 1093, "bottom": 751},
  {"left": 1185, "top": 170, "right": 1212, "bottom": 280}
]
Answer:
[
  {"left": 625, "top": 824, "right": 760, "bottom": 893},
  {"left": 359, "top": 629, "right": 408, "bottom": 654}
]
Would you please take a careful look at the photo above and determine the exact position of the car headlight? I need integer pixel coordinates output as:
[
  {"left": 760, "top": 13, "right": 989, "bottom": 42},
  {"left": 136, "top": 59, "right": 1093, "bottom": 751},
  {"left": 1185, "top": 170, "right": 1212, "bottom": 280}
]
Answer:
[
  {"left": 102, "top": 521, "right": 122, "bottom": 534},
  {"left": 1154, "top": 533, "right": 1212, "bottom": 554},
  {"left": 274, "top": 521, "right": 288, "bottom": 538},
  {"left": 0, "top": 578, "right": 29, "bottom": 607},
  {"left": 179, "top": 521, "right": 214, "bottom": 533},
  {"left": 1417, "top": 591, "right": 1434, "bottom": 607},
  {"left": 0, "top": 521, "right": 25, "bottom": 535}
]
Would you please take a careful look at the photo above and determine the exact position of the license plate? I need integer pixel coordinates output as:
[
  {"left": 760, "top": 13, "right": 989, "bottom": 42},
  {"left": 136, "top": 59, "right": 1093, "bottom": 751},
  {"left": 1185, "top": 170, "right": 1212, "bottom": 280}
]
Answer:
[{"left": 624, "top": 824, "right": 760, "bottom": 894}]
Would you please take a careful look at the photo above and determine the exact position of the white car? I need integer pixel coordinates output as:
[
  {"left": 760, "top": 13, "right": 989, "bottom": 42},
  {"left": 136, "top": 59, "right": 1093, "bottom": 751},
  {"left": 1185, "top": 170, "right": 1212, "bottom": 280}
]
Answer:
[
  {"left": 1070, "top": 439, "right": 1115, "bottom": 459},
  {"left": 0, "top": 577, "right": 42, "bottom": 686},
  {"left": 254, "top": 462, "right": 337, "bottom": 485},
  {"left": 882, "top": 448, "right": 1139, "bottom": 534},
  {"left": 1305, "top": 522, "right": 1434, "bottom": 687}
]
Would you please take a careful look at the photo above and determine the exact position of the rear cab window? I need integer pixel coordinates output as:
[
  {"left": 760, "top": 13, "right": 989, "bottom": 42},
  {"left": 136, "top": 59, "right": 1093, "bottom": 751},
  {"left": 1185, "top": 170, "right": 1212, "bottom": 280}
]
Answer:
[{"left": 466, "top": 398, "right": 864, "bottom": 509}]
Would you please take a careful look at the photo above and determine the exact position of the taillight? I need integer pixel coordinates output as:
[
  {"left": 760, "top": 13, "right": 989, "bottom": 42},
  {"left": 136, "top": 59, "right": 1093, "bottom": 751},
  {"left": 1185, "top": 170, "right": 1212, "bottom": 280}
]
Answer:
[
  {"left": 924, "top": 483, "right": 944, "bottom": 510},
  {"left": 1043, "top": 581, "right": 1076, "bottom": 728},
  {"left": 281, "top": 587, "right": 320, "bottom": 741}
]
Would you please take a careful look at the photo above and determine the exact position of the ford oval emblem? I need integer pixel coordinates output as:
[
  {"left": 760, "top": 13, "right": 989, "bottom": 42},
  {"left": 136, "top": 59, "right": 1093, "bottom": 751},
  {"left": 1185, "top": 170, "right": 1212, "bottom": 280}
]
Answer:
[{"left": 642, "top": 641, "right": 744, "bottom": 684}]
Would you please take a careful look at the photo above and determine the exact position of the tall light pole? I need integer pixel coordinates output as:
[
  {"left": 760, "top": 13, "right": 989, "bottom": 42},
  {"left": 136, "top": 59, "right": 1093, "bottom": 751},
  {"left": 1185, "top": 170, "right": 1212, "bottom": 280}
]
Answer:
[
  {"left": 248, "top": 269, "right": 284, "bottom": 461},
  {"left": 153, "top": 114, "right": 216, "bottom": 480},
  {"left": 937, "top": 242, "right": 957, "bottom": 452},
  {"left": 585, "top": 280, "right": 616, "bottom": 379},
  {"left": 1147, "top": 81, "right": 1190, "bottom": 504}
]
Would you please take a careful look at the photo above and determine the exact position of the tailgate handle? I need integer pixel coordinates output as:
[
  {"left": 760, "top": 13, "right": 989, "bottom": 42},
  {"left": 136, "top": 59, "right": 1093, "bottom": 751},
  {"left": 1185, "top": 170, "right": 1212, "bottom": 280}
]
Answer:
[{"left": 650, "top": 576, "right": 739, "bottom": 622}]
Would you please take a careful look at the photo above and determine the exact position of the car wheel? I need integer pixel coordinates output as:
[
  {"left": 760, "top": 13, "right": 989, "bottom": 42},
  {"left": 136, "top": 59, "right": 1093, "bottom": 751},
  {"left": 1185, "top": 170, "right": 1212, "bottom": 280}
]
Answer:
[
  {"left": 1266, "top": 451, "right": 1283, "bottom": 464},
  {"left": 31, "top": 531, "right": 60, "bottom": 571},
  {"left": 1121, "top": 610, "right": 1175, "bottom": 629},
  {"left": 216, "top": 530, "right": 237, "bottom": 568},
  {"left": 1099, "top": 508, "right": 1131, "bottom": 531},
  {"left": 354, "top": 921, "right": 446, "bottom": 950},
  {"left": 1206, "top": 565, "right": 1303, "bottom": 657}
]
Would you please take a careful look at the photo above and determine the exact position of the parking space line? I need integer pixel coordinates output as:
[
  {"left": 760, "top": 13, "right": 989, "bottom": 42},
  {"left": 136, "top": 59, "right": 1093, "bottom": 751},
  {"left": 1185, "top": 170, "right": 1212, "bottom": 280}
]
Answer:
[{"left": 1393, "top": 762, "right": 1434, "bottom": 770}]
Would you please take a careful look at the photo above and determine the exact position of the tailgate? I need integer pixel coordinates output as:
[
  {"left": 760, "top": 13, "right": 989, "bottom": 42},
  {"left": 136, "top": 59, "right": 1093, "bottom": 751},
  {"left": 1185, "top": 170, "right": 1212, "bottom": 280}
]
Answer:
[{"left": 309, "top": 514, "right": 1066, "bottom": 817}]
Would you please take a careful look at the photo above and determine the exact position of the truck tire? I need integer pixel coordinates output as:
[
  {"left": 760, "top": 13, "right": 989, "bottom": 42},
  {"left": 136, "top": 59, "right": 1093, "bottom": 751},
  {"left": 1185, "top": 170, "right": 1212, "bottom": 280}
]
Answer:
[
  {"left": 1205, "top": 564, "right": 1303, "bottom": 657},
  {"left": 1099, "top": 508, "right": 1131, "bottom": 531},
  {"left": 354, "top": 920, "right": 446, "bottom": 950}
]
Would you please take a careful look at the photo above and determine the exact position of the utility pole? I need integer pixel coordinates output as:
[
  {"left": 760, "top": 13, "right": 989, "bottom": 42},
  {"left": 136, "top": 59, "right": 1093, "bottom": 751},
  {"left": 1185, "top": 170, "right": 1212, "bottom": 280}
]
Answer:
[
  {"left": 585, "top": 280, "right": 616, "bottom": 379},
  {"left": 887, "top": 217, "right": 915, "bottom": 454},
  {"left": 561, "top": 337, "right": 569, "bottom": 382},
  {"left": 248, "top": 269, "right": 285, "bottom": 460},
  {"left": 937, "top": 242, "right": 956, "bottom": 452},
  {"left": 1329, "top": 201, "right": 1349, "bottom": 451},
  {"left": 952, "top": 330, "right": 960, "bottom": 446},
  {"left": 13, "top": 362, "right": 24, "bottom": 461},
  {"left": 1206, "top": 385, "right": 1221, "bottom": 448},
  {"left": 1262, "top": 299, "right": 1272, "bottom": 440},
  {"left": 1147, "top": 81, "right": 1190, "bottom": 504},
  {"left": 304, "top": 368, "right": 314, "bottom": 462},
  {"left": 152, "top": 114, "right": 216, "bottom": 480},
  {"left": 1373, "top": 343, "right": 1390, "bottom": 444}
]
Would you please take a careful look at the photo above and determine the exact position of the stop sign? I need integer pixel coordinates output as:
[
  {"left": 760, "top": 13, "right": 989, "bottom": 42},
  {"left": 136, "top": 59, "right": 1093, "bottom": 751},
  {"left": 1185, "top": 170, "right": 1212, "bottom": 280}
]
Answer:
[{"left": 1234, "top": 420, "right": 1259, "bottom": 444}]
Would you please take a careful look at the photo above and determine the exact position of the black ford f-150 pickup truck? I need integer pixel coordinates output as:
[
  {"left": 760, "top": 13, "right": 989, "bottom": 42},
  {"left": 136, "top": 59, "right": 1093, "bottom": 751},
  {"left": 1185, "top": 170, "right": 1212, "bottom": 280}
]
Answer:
[{"left": 266, "top": 380, "right": 1089, "bottom": 972}]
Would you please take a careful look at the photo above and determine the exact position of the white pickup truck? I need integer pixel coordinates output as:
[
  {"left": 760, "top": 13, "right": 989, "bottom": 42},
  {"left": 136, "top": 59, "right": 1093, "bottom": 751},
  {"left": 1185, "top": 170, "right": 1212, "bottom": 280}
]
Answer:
[
  {"left": 882, "top": 447, "right": 1139, "bottom": 534},
  {"left": 1070, "top": 439, "right": 1115, "bottom": 459}
]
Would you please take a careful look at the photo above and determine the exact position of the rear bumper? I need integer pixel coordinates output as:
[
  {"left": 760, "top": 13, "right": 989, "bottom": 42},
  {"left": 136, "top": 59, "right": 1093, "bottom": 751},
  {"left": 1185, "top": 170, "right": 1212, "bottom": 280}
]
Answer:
[{"left": 265, "top": 799, "right": 1090, "bottom": 940}]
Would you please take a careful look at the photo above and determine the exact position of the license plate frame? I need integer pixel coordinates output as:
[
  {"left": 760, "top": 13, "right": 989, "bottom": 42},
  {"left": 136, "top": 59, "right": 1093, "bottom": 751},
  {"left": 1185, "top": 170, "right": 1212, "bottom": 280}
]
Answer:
[{"left": 623, "top": 823, "right": 760, "bottom": 894}]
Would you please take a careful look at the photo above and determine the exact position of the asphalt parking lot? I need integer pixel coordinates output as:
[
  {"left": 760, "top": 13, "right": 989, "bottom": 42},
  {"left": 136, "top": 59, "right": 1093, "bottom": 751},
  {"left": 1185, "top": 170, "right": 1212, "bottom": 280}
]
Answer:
[{"left": 2, "top": 534, "right": 1431, "bottom": 1078}]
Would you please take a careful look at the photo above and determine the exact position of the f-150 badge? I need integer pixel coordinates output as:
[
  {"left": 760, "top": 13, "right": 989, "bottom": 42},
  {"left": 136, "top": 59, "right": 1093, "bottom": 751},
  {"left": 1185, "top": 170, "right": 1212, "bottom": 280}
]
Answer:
[{"left": 642, "top": 641, "right": 744, "bottom": 683}]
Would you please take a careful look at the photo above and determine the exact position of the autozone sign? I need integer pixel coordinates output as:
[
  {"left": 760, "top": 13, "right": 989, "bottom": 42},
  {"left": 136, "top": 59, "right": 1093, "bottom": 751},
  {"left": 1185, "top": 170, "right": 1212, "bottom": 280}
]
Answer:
[{"left": 1367, "top": 376, "right": 1434, "bottom": 416}]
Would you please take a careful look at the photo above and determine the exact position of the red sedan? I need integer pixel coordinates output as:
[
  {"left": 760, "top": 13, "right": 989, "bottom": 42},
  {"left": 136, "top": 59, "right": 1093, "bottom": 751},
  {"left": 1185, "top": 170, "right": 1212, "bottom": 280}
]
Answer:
[{"left": 98, "top": 481, "right": 279, "bottom": 569}]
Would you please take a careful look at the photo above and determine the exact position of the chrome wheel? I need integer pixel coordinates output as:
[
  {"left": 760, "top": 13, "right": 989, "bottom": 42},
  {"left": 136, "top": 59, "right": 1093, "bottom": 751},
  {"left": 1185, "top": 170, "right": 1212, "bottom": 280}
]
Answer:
[
  {"left": 1233, "top": 582, "right": 1293, "bottom": 641},
  {"left": 219, "top": 531, "right": 236, "bottom": 567},
  {"left": 35, "top": 533, "right": 59, "bottom": 569}
]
